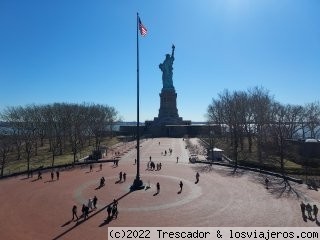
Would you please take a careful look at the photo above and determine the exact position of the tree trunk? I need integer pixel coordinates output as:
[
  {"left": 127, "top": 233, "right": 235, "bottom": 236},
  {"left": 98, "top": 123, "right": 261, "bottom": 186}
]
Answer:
[
  {"left": 0, "top": 155, "right": 5, "bottom": 177},
  {"left": 52, "top": 151, "right": 55, "bottom": 167},
  {"left": 27, "top": 151, "right": 31, "bottom": 178},
  {"left": 34, "top": 141, "right": 38, "bottom": 156},
  {"left": 248, "top": 134, "right": 252, "bottom": 153}
]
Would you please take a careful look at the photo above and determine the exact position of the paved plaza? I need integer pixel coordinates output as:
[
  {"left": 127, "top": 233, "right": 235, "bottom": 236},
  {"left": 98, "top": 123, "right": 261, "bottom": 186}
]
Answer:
[{"left": 0, "top": 138, "right": 319, "bottom": 240}]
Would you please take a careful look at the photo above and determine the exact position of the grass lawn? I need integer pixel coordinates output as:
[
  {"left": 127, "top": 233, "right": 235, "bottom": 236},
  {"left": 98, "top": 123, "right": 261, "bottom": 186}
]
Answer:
[{"left": 3, "top": 137, "right": 119, "bottom": 176}]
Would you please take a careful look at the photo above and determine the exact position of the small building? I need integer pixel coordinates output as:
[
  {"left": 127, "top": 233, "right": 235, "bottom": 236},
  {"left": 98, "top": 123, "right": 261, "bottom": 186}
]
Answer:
[{"left": 207, "top": 147, "right": 224, "bottom": 161}]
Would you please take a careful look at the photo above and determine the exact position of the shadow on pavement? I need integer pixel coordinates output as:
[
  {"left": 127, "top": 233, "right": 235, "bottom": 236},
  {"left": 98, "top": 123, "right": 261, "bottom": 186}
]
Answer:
[{"left": 52, "top": 191, "right": 132, "bottom": 240}]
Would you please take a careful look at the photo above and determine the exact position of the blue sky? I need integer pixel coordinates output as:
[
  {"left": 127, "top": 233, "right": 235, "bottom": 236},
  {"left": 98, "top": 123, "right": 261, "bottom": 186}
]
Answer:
[{"left": 0, "top": 0, "right": 319, "bottom": 121}]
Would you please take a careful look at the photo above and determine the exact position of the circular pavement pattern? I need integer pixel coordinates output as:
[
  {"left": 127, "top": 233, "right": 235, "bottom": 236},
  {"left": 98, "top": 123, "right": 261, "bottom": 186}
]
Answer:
[
  {"left": 0, "top": 138, "right": 319, "bottom": 240},
  {"left": 74, "top": 174, "right": 202, "bottom": 212}
]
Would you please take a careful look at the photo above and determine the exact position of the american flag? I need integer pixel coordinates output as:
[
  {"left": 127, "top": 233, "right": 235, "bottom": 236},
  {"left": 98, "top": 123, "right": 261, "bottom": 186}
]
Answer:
[{"left": 139, "top": 17, "right": 147, "bottom": 36}]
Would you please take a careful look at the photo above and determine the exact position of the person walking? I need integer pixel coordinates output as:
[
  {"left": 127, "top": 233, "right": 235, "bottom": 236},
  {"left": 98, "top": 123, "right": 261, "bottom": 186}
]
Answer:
[
  {"left": 112, "top": 203, "right": 118, "bottom": 219},
  {"left": 265, "top": 177, "right": 269, "bottom": 189},
  {"left": 100, "top": 177, "right": 105, "bottom": 187},
  {"left": 179, "top": 180, "right": 183, "bottom": 192},
  {"left": 81, "top": 204, "right": 86, "bottom": 219},
  {"left": 195, "top": 172, "right": 200, "bottom": 184},
  {"left": 56, "top": 170, "right": 59, "bottom": 180},
  {"left": 300, "top": 202, "right": 306, "bottom": 219},
  {"left": 99, "top": 163, "right": 102, "bottom": 171},
  {"left": 156, "top": 182, "right": 160, "bottom": 194},
  {"left": 88, "top": 198, "right": 93, "bottom": 210},
  {"left": 107, "top": 205, "right": 112, "bottom": 220},
  {"left": 72, "top": 205, "right": 78, "bottom": 221},
  {"left": 176, "top": 157, "right": 179, "bottom": 163},
  {"left": 306, "top": 203, "right": 312, "bottom": 219},
  {"left": 113, "top": 199, "right": 118, "bottom": 208},
  {"left": 119, "top": 171, "right": 123, "bottom": 182},
  {"left": 51, "top": 171, "right": 54, "bottom": 181},
  {"left": 123, "top": 172, "right": 126, "bottom": 182},
  {"left": 313, "top": 204, "right": 318, "bottom": 220},
  {"left": 93, "top": 196, "right": 98, "bottom": 209},
  {"left": 84, "top": 205, "right": 89, "bottom": 220},
  {"left": 90, "top": 164, "right": 93, "bottom": 172}
]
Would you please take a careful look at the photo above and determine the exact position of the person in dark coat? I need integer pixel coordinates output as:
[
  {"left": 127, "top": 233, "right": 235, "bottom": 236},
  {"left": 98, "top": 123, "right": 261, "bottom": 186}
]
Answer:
[
  {"left": 56, "top": 170, "right": 59, "bottom": 180},
  {"left": 100, "top": 177, "right": 105, "bottom": 187},
  {"left": 93, "top": 196, "right": 98, "bottom": 209},
  {"left": 81, "top": 204, "right": 86, "bottom": 218},
  {"left": 300, "top": 202, "right": 306, "bottom": 219},
  {"left": 107, "top": 205, "right": 112, "bottom": 220},
  {"left": 51, "top": 171, "right": 54, "bottom": 181},
  {"left": 179, "top": 181, "right": 183, "bottom": 192},
  {"left": 195, "top": 172, "right": 200, "bottom": 184},
  {"left": 313, "top": 204, "right": 318, "bottom": 220},
  {"left": 84, "top": 205, "right": 89, "bottom": 220},
  {"left": 38, "top": 171, "right": 42, "bottom": 180},
  {"left": 265, "top": 177, "right": 269, "bottom": 189},
  {"left": 156, "top": 182, "right": 160, "bottom": 194},
  {"left": 113, "top": 199, "right": 118, "bottom": 208},
  {"left": 123, "top": 172, "right": 126, "bottom": 182},
  {"left": 306, "top": 203, "right": 313, "bottom": 219},
  {"left": 112, "top": 204, "right": 118, "bottom": 219}
]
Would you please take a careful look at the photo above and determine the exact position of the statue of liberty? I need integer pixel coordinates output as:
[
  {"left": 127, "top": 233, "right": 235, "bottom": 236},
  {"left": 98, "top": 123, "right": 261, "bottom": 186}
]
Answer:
[{"left": 159, "top": 45, "right": 175, "bottom": 89}]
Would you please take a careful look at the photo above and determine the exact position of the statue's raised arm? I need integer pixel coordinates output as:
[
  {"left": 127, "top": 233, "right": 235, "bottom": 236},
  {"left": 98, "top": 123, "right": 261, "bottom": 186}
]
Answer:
[{"left": 171, "top": 44, "right": 175, "bottom": 58}]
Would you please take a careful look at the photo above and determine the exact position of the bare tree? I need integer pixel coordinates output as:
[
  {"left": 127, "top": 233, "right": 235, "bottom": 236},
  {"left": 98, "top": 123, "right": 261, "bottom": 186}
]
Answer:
[
  {"left": 85, "top": 104, "right": 119, "bottom": 157},
  {"left": 0, "top": 131, "right": 13, "bottom": 177},
  {"left": 208, "top": 90, "right": 247, "bottom": 166},
  {"left": 68, "top": 104, "right": 86, "bottom": 163},
  {"left": 268, "top": 103, "right": 288, "bottom": 175},
  {"left": 249, "top": 87, "right": 273, "bottom": 164},
  {"left": 304, "top": 102, "right": 320, "bottom": 139},
  {"left": 1, "top": 107, "right": 24, "bottom": 161}
]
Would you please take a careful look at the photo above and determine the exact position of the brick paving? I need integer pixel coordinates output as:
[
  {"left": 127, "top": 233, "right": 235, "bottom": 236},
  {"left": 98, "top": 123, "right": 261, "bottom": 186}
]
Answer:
[{"left": 0, "top": 138, "right": 319, "bottom": 240}]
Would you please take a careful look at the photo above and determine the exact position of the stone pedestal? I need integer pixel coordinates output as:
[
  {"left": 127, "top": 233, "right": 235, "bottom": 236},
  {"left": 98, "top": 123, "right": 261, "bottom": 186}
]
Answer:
[
  {"left": 158, "top": 88, "right": 179, "bottom": 119},
  {"left": 152, "top": 88, "right": 184, "bottom": 125},
  {"left": 144, "top": 87, "right": 191, "bottom": 137}
]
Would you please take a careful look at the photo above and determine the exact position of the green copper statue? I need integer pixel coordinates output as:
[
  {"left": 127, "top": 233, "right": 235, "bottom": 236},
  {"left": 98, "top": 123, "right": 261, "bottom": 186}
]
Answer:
[{"left": 159, "top": 44, "right": 175, "bottom": 89}]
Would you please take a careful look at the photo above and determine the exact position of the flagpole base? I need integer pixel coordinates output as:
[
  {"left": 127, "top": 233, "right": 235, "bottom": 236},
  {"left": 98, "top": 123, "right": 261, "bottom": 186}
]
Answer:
[{"left": 130, "top": 177, "right": 144, "bottom": 191}]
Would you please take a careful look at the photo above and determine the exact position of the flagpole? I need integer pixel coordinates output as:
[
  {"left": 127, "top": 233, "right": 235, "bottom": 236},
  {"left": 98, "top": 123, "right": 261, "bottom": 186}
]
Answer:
[{"left": 131, "top": 12, "right": 144, "bottom": 191}]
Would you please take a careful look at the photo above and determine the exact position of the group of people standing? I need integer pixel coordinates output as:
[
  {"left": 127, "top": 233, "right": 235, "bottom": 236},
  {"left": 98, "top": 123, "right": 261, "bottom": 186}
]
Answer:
[
  {"left": 50, "top": 170, "right": 60, "bottom": 181},
  {"left": 118, "top": 171, "right": 127, "bottom": 182},
  {"left": 300, "top": 202, "right": 318, "bottom": 222},
  {"left": 147, "top": 158, "right": 162, "bottom": 171}
]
